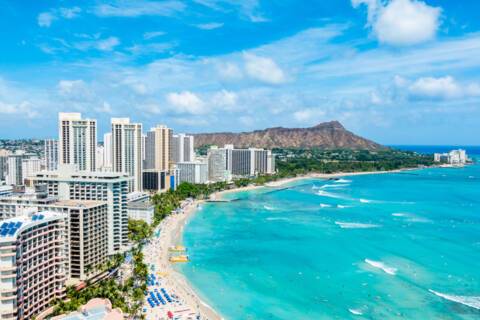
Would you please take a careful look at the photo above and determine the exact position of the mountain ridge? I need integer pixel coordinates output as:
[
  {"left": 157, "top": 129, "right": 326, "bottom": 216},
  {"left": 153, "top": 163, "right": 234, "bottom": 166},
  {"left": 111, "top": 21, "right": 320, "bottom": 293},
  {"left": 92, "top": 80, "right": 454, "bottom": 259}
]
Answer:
[{"left": 193, "top": 121, "right": 384, "bottom": 150}]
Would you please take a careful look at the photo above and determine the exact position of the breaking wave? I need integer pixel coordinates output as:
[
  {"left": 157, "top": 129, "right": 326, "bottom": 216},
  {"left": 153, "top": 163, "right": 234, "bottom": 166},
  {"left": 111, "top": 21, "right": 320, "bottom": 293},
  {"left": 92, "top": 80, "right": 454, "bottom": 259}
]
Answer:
[
  {"left": 335, "top": 222, "right": 380, "bottom": 229},
  {"left": 364, "top": 259, "right": 397, "bottom": 275},
  {"left": 429, "top": 290, "right": 480, "bottom": 310},
  {"left": 348, "top": 308, "right": 363, "bottom": 316},
  {"left": 317, "top": 190, "right": 349, "bottom": 200}
]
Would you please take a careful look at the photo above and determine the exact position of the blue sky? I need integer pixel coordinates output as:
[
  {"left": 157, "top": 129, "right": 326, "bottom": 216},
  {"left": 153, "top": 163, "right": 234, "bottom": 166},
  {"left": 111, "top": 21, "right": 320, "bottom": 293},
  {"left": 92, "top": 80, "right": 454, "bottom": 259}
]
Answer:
[{"left": 0, "top": 0, "right": 479, "bottom": 144}]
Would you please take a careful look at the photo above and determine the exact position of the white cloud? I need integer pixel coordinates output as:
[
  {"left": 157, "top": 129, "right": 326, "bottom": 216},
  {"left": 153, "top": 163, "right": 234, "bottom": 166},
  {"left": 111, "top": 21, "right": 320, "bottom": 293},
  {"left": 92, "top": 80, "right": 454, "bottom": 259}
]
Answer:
[
  {"left": 37, "top": 7, "right": 81, "bottom": 27},
  {"left": 126, "top": 42, "right": 174, "bottom": 55},
  {"left": 0, "top": 101, "right": 38, "bottom": 118},
  {"left": 58, "top": 80, "right": 87, "bottom": 95},
  {"left": 352, "top": 0, "right": 441, "bottom": 46},
  {"left": 293, "top": 108, "right": 326, "bottom": 123},
  {"left": 217, "top": 62, "right": 243, "bottom": 80},
  {"left": 173, "top": 117, "right": 209, "bottom": 126},
  {"left": 166, "top": 91, "right": 206, "bottom": 114},
  {"left": 38, "top": 12, "right": 56, "bottom": 27},
  {"left": 95, "top": 101, "right": 113, "bottom": 114},
  {"left": 94, "top": 0, "right": 185, "bottom": 17},
  {"left": 96, "top": 37, "right": 120, "bottom": 51},
  {"left": 143, "top": 31, "right": 166, "bottom": 40},
  {"left": 59, "top": 7, "right": 82, "bottom": 19},
  {"left": 244, "top": 53, "right": 286, "bottom": 84},
  {"left": 75, "top": 36, "right": 120, "bottom": 51},
  {"left": 370, "top": 91, "right": 383, "bottom": 105},
  {"left": 212, "top": 90, "right": 237, "bottom": 108},
  {"left": 408, "top": 76, "right": 480, "bottom": 100},
  {"left": 193, "top": 0, "right": 267, "bottom": 23},
  {"left": 195, "top": 22, "right": 224, "bottom": 30}
]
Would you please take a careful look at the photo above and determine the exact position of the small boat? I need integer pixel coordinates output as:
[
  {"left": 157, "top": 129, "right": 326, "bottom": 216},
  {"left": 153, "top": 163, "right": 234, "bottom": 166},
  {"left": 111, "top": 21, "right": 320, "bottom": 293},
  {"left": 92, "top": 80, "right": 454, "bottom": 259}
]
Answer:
[
  {"left": 168, "top": 245, "right": 186, "bottom": 252},
  {"left": 169, "top": 255, "right": 189, "bottom": 263}
]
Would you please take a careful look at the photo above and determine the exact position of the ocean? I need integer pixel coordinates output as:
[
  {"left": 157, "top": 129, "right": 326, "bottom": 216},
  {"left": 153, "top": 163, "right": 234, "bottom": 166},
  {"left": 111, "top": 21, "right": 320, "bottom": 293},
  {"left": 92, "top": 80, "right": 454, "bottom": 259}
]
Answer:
[{"left": 179, "top": 147, "right": 480, "bottom": 319}]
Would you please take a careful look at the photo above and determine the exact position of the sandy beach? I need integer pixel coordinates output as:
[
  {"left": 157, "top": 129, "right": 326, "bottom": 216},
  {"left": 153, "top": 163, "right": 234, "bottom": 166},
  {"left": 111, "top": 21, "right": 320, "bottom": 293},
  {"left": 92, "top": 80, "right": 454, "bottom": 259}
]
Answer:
[
  {"left": 141, "top": 168, "right": 421, "bottom": 319},
  {"left": 142, "top": 199, "right": 223, "bottom": 320}
]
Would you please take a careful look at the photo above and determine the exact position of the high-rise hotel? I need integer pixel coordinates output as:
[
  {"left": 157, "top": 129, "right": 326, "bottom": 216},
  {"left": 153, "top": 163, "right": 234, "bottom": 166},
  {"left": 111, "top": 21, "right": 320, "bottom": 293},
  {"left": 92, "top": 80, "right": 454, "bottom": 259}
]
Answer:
[
  {"left": 29, "top": 166, "right": 131, "bottom": 255},
  {"left": 111, "top": 118, "right": 143, "bottom": 192},
  {"left": 58, "top": 113, "right": 97, "bottom": 172}
]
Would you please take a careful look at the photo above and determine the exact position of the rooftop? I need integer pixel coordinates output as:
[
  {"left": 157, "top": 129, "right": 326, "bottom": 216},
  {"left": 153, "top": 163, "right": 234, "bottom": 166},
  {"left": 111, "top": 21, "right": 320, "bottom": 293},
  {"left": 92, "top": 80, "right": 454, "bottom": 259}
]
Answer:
[
  {"left": 53, "top": 200, "right": 108, "bottom": 209},
  {"left": 127, "top": 201, "right": 154, "bottom": 210},
  {"left": 0, "top": 211, "right": 63, "bottom": 240}
]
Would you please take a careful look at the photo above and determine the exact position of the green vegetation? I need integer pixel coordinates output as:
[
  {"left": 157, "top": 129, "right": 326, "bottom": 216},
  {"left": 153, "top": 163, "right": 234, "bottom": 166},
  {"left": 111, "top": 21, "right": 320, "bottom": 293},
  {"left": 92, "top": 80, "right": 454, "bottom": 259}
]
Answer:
[
  {"left": 51, "top": 246, "right": 147, "bottom": 317},
  {"left": 149, "top": 181, "right": 228, "bottom": 226},
  {"left": 274, "top": 148, "right": 434, "bottom": 175}
]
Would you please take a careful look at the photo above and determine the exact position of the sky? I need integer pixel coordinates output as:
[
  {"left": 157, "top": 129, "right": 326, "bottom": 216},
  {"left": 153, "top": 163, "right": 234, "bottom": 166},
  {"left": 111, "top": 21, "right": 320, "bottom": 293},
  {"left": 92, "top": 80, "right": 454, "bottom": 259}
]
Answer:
[{"left": 0, "top": 0, "right": 479, "bottom": 145}]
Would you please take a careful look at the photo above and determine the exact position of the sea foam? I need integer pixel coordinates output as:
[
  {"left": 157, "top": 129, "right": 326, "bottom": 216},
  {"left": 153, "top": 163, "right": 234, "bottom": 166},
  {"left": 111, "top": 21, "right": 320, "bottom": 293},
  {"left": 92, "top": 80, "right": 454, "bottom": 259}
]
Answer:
[
  {"left": 320, "top": 183, "right": 350, "bottom": 189},
  {"left": 429, "top": 290, "right": 480, "bottom": 310},
  {"left": 317, "top": 190, "right": 348, "bottom": 199},
  {"left": 348, "top": 308, "right": 363, "bottom": 315},
  {"left": 364, "top": 259, "right": 397, "bottom": 275},
  {"left": 266, "top": 217, "right": 291, "bottom": 222},
  {"left": 335, "top": 179, "right": 352, "bottom": 183},
  {"left": 320, "top": 203, "right": 332, "bottom": 208},
  {"left": 336, "top": 222, "right": 380, "bottom": 229}
]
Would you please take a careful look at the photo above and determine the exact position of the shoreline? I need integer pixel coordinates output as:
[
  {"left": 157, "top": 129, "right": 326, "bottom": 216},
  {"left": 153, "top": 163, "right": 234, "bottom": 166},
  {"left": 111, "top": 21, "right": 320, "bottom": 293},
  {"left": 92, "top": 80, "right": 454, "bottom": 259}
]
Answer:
[{"left": 143, "top": 166, "right": 441, "bottom": 319}]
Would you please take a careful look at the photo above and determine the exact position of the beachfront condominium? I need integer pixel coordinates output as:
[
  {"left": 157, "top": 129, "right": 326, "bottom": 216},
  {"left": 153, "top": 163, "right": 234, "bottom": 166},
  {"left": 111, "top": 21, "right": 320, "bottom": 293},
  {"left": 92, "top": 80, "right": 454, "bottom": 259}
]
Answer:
[
  {"left": 0, "top": 150, "right": 9, "bottom": 182},
  {"left": 224, "top": 145, "right": 275, "bottom": 177},
  {"left": 0, "top": 188, "right": 109, "bottom": 282},
  {"left": 177, "top": 161, "right": 208, "bottom": 184},
  {"left": 207, "top": 145, "right": 275, "bottom": 181},
  {"left": 29, "top": 165, "right": 131, "bottom": 255},
  {"left": 102, "top": 133, "right": 112, "bottom": 171},
  {"left": 58, "top": 112, "right": 97, "bottom": 172},
  {"left": 171, "top": 134, "right": 195, "bottom": 163},
  {"left": 5, "top": 151, "right": 32, "bottom": 186},
  {"left": 46, "top": 200, "right": 108, "bottom": 281},
  {"left": 0, "top": 211, "right": 67, "bottom": 320},
  {"left": 44, "top": 139, "right": 58, "bottom": 171},
  {"left": 207, "top": 146, "right": 230, "bottom": 182},
  {"left": 21, "top": 157, "right": 41, "bottom": 183},
  {"left": 144, "top": 125, "right": 172, "bottom": 171},
  {"left": 111, "top": 118, "right": 143, "bottom": 192}
]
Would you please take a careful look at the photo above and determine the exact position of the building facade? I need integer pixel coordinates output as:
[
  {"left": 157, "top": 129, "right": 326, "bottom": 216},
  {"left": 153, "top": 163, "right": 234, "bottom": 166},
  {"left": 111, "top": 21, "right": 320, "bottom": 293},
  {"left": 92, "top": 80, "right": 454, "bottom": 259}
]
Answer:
[
  {"left": 102, "top": 133, "right": 112, "bottom": 171},
  {"left": 0, "top": 212, "right": 67, "bottom": 320},
  {"left": 111, "top": 118, "right": 143, "bottom": 192},
  {"left": 29, "top": 166, "right": 131, "bottom": 255},
  {"left": 144, "top": 125, "right": 172, "bottom": 171},
  {"left": 171, "top": 134, "right": 195, "bottom": 163},
  {"left": 207, "top": 146, "right": 230, "bottom": 182},
  {"left": 142, "top": 169, "right": 177, "bottom": 192},
  {"left": 46, "top": 200, "right": 108, "bottom": 281},
  {"left": 58, "top": 112, "right": 97, "bottom": 172},
  {"left": 21, "top": 158, "right": 41, "bottom": 183},
  {"left": 127, "top": 201, "right": 154, "bottom": 225},
  {"left": 5, "top": 152, "right": 31, "bottom": 186},
  {"left": 177, "top": 162, "right": 208, "bottom": 184},
  {"left": 44, "top": 139, "right": 58, "bottom": 171}
]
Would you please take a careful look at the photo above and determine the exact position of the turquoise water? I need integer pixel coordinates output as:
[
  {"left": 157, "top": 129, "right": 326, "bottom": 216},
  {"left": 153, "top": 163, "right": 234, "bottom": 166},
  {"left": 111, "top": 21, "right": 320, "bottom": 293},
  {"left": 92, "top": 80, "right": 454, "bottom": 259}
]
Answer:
[{"left": 180, "top": 161, "right": 480, "bottom": 319}]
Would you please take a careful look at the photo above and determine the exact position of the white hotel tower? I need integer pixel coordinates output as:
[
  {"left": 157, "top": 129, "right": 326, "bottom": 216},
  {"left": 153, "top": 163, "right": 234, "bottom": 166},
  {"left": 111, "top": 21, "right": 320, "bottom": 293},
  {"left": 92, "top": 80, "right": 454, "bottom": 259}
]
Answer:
[
  {"left": 58, "top": 113, "right": 97, "bottom": 172},
  {"left": 111, "top": 118, "right": 143, "bottom": 192}
]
